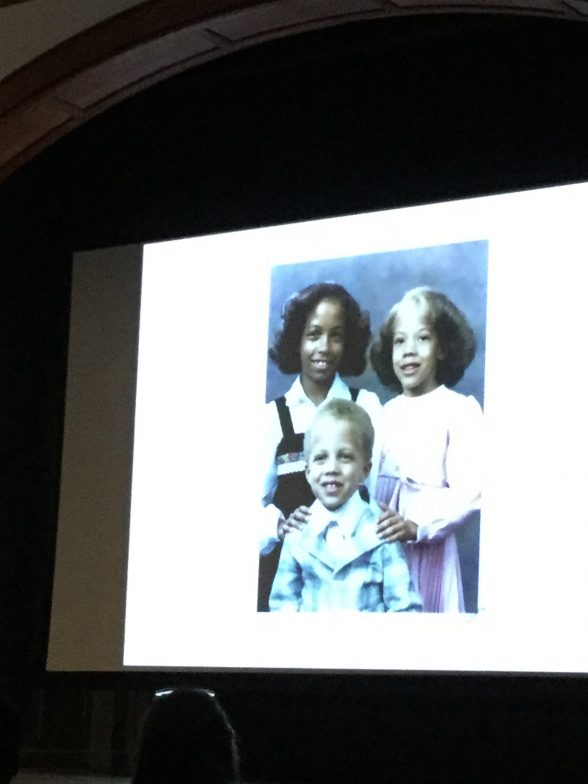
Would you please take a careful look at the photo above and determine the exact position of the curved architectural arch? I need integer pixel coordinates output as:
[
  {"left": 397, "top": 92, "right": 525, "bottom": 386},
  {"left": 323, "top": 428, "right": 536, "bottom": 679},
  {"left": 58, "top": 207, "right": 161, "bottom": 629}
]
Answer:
[{"left": 0, "top": 0, "right": 586, "bottom": 182}]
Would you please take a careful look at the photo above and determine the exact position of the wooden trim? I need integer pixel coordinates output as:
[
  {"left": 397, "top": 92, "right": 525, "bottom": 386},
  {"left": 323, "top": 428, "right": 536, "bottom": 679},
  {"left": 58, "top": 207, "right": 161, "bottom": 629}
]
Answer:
[{"left": 0, "top": 0, "right": 586, "bottom": 183}]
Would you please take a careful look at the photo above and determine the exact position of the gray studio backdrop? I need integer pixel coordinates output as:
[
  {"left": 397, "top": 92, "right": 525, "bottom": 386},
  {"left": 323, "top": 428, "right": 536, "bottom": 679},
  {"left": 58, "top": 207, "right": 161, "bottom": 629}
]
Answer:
[{"left": 264, "top": 239, "right": 488, "bottom": 612}]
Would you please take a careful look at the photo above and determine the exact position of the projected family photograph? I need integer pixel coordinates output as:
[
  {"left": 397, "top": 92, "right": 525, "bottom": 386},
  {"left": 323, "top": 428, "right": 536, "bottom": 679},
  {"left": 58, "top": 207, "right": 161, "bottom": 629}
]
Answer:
[{"left": 258, "top": 240, "right": 487, "bottom": 614}]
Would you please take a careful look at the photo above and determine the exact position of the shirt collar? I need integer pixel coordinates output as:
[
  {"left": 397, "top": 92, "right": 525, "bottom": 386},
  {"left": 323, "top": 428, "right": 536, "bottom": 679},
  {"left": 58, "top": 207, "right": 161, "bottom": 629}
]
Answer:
[
  {"left": 309, "top": 490, "right": 367, "bottom": 538},
  {"left": 285, "top": 373, "right": 348, "bottom": 407}
]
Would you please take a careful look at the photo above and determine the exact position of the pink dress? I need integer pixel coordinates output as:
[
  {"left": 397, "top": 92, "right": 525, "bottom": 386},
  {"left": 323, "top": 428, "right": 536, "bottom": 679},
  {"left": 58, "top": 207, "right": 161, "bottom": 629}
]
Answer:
[{"left": 375, "top": 385, "right": 482, "bottom": 613}]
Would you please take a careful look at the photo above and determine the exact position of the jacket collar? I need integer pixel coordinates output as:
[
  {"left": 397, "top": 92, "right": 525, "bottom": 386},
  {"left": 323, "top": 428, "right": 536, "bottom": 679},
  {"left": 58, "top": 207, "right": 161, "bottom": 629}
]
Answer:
[{"left": 298, "top": 494, "right": 383, "bottom": 573}]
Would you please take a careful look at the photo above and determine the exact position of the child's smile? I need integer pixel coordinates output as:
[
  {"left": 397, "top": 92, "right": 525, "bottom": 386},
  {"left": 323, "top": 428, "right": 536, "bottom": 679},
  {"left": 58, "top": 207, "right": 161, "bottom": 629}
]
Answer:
[
  {"left": 305, "top": 417, "right": 371, "bottom": 511},
  {"left": 311, "top": 357, "right": 331, "bottom": 372},
  {"left": 299, "top": 298, "right": 345, "bottom": 391}
]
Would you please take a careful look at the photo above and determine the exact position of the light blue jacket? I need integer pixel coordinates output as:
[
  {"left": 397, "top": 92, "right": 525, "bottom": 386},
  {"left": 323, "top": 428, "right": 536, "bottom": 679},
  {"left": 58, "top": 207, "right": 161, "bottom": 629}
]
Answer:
[{"left": 269, "top": 495, "right": 422, "bottom": 612}]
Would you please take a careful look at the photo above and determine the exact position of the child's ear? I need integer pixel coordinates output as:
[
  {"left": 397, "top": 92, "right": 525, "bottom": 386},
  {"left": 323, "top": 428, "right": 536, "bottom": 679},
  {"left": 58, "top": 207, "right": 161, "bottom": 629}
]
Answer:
[
  {"left": 305, "top": 464, "right": 310, "bottom": 479},
  {"left": 363, "top": 460, "right": 372, "bottom": 480}
]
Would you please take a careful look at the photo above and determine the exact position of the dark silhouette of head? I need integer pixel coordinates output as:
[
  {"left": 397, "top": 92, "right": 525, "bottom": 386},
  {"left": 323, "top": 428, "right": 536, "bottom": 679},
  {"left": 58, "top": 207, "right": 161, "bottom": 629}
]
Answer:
[
  {"left": 0, "top": 697, "right": 20, "bottom": 784},
  {"left": 132, "top": 688, "right": 239, "bottom": 784}
]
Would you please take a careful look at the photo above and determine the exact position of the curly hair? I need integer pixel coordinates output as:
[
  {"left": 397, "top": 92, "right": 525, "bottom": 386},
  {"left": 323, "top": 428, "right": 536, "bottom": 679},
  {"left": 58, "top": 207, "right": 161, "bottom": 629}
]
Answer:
[
  {"left": 269, "top": 282, "right": 371, "bottom": 376},
  {"left": 370, "top": 286, "right": 476, "bottom": 392}
]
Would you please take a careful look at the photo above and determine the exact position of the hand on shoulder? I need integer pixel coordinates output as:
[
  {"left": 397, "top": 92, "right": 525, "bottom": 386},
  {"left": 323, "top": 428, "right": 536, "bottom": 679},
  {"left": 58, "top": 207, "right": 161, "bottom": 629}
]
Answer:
[{"left": 277, "top": 506, "right": 311, "bottom": 540}]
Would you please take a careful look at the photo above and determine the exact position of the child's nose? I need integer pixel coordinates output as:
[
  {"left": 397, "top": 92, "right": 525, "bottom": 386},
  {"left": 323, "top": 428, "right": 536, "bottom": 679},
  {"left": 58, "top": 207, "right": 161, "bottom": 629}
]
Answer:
[
  {"left": 324, "top": 457, "right": 339, "bottom": 472},
  {"left": 404, "top": 337, "right": 416, "bottom": 353},
  {"left": 317, "top": 333, "right": 329, "bottom": 351}
]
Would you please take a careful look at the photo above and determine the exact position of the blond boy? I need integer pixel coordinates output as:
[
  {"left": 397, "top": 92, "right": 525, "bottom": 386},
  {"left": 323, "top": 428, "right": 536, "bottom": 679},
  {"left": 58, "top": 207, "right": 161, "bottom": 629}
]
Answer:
[{"left": 269, "top": 400, "right": 421, "bottom": 612}]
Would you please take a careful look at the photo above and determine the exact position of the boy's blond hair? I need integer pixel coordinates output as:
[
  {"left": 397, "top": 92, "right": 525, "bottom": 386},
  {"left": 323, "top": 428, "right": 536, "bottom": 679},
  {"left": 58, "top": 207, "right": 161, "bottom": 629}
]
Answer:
[{"left": 303, "top": 399, "right": 374, "bottom": 462}]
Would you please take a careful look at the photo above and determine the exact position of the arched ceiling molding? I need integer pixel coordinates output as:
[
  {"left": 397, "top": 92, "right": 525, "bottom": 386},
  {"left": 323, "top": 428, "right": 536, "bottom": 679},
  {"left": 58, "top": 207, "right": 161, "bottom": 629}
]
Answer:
[{"left": 0, "top": 0, "right": 587, "bottom": 183}]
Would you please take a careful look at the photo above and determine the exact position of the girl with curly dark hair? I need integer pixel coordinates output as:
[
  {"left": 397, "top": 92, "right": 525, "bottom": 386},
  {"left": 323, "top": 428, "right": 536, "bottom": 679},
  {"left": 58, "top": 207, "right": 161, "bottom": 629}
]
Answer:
[
  {"left": 370, "top": 287, "right": 483, "bottom": 613},
  {"left": 258, "top": 282, "right": 384, "bottom": 611}
]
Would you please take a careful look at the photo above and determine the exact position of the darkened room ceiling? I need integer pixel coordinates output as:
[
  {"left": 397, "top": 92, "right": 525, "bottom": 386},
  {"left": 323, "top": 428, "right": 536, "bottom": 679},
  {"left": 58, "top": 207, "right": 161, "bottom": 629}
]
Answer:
[{"left": 0, "top": 0, "right": 587, "bottom": 183}]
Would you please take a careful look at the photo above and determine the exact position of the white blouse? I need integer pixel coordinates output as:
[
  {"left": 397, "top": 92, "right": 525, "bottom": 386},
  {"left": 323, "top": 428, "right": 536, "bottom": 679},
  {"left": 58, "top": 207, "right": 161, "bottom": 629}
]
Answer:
[{"left": 379, "top": 385, "right": 483, "bottom": 543}]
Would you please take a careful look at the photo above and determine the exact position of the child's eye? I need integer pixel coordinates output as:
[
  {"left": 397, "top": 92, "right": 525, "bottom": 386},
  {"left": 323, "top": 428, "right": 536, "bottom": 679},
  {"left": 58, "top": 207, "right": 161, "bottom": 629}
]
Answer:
[
  {"left": 393, "top": 336, "right": 404, "bottom": 346},
  {"left": 313, "top": 452, "right": 327, "bottom": 463},
  {"left": 419, "top": 333, "right": 430, "bottom": 342},
  {"left": 339, "top": 451, "right": 354, "bottom": 462}
]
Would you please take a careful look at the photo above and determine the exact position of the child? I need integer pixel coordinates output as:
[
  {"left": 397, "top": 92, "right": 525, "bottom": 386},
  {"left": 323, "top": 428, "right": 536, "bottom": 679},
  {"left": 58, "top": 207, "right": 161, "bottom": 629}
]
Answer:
[
  {"left": 258, "top": 282, "right": 384, "bottom": 611},
  {"left": 370, "top": 286, "right": 483, "bottom": 613},
  {"left": 269, "top": 399, "right": 421, "bottom": 612}
]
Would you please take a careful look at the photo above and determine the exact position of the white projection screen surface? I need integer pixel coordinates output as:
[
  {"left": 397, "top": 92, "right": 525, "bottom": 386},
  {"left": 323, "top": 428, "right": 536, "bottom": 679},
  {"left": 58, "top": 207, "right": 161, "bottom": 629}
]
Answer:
[{"left": 48, "top": 182, "right": 588, "bottom": 674}]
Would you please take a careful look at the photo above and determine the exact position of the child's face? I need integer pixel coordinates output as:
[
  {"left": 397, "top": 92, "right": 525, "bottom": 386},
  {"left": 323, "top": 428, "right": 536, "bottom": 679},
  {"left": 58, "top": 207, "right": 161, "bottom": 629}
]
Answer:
[
  {"left": 305, "top": 415, "right": 371, "bottom": 511},
  {"left": 299, "top": 298, "right": 345, "bottom": 389},
  {"left": 392, "top": 299, "right": 443, "bottom": 397}
]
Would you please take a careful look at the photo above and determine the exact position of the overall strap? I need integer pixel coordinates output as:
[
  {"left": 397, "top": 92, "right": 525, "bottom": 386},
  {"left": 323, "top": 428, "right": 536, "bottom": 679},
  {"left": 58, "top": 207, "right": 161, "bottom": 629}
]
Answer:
[
  {"left": 275, "top": 396, "right": 295, "bottom": 438},
  {"left": 276, "top": 389, "right": 360, "bottom": 436}
]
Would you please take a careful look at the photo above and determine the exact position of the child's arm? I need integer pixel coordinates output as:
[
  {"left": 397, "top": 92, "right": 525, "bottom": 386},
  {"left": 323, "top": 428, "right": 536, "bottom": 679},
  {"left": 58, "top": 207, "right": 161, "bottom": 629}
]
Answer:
[
  {"left": 260, "top": 403, "right": 306, "bottom": 554},
  {"left": 356, "top": 390, "right": 384, "bottom": 498},
  {"left": 381, "top": 543, "right": 422, "bottom": 612},
  {"left": 277, "top": 506, "right": 311, "bottom": 539},
  {"left": 268, "top": 537, "right": 303, "bottom": 611},
  {"left": 374, "top": 471, "right": 417, "bottom": 543},
  {"left": 409, "top": 395, "right": 482, "bottom": 542},
  {"left": 376, "top": 507, "right": 417, "bottom": 543},
  {"left": 259, "top": 426, "right": 282, "bottom": 555}
]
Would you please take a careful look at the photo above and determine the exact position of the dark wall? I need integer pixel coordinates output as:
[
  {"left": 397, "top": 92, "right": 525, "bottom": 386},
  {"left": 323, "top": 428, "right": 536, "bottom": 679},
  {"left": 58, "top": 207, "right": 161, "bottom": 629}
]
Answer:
[{"left": 1, "top": 13, "right": 588, "bottom": 784}]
